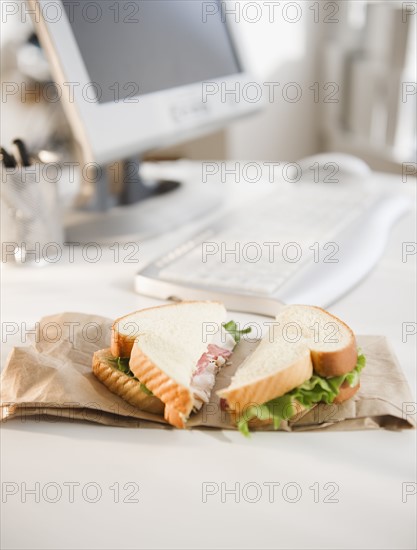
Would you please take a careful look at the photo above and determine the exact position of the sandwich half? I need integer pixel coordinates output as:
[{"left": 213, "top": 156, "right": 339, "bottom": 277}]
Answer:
[
  {"left": 95, "top": 301, "right": 237, "bottom": 428},
  {"left": 217, "top": 305, "right": 366, "bottom": 435},
  {"left": 127, "top": 302, "right": 235, "bottom": 428}
]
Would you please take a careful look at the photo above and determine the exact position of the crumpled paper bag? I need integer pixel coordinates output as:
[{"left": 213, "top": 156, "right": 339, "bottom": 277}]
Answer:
[{"left": 1, "top": 312, "right": 415, "bottom": 431}]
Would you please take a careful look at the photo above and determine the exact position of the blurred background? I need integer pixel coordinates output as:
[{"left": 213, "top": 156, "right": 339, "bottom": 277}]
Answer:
[{"left": 1, "top": 0, "right": 416, "bottom": 173}]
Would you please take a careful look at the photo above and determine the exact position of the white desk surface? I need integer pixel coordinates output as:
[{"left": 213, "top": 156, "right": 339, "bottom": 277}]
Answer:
[{"left": 1, "top": 163, "right": 416, "bottom": 550}]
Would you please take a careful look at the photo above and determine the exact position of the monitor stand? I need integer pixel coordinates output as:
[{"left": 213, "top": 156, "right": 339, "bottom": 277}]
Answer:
[{"left": 64, "top": 157, "right": 221, "bottom": 243}]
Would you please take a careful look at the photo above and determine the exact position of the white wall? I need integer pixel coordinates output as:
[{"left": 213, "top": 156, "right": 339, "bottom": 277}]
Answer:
[{"left": 225, "top": 1, "right": 322, "bottom": 161}]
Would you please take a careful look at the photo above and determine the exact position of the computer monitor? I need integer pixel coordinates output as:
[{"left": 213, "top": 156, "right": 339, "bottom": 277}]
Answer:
[{"left": 29, "top": 0, "right": 259, "bottom": 241}]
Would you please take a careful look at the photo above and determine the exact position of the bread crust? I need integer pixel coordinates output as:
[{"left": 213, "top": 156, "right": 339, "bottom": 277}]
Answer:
[
  {"left": 111, "top": 301, "right": 223, "bottom": 358},
  {"left": 111, "top": 326, "right": 132, "bottom": 358},
  {"left": 218, "top": 352, "right": 313, "bottom": 411},
  {"left": 129, "top": 344, "right": 194, "bottom": 428},
  {"left": 333, "top": 380, "right": 360, "bottom": 404},
  {"left": 92, "top": 349, "right": 164, "bottom": 415},
  {"left": 308, "top": 306, "right": 357, "bottom": 377}
]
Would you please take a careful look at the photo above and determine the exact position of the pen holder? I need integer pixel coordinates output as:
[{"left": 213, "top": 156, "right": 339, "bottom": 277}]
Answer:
[{"left": 1, "top": 164, "right": 64, "bottom": 266}]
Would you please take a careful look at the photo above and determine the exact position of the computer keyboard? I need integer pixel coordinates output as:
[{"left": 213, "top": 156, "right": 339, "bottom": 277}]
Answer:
[
  {"left": 157, "top": 186, "right": 369, "bottom": 292},
  {"left": 135, "top": 179, "right": 410, "bottom": 316}
]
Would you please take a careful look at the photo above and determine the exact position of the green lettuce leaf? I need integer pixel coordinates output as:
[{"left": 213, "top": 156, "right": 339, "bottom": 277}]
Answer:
[
  {"left": 237, "top": 352, "right": 366, "bottom": 436},
  {"left": 109, "top": 356, "right": 153, "bottom": 396},
  {"left": 222, "top": 320, "right": 252, "bottom": 343}
]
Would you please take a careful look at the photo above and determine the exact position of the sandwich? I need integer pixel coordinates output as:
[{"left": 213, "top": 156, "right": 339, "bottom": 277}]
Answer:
[
  {"left": 217, "top": 305, "right": 366, "bottom": 435},
  {"left": 93, "top": 301, "right": 241, "bottom": 427}
]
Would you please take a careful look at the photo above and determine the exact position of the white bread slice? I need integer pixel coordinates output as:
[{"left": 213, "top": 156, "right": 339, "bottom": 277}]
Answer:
[
  {"left": 127, "top": 301, "right": 227, "bottom": 428},
  {"left": 112, "top": 301, "right": 225, "bottom": 358},
  {"left": 92, "top": 349, "right": 164, "bottom": 415},
  {"left": 218, "top": 305, "right": 357, "bottom": 411}
]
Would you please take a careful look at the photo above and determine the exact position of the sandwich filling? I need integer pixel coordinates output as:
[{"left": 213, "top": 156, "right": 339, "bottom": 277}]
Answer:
[
  {"left": 191, "top": 343, "right": 233, "bottom": 411},
  {"left": 190, "top": 322, "right": 252, "bottom": 411},
  {"left": 233, "top": 352, "right": 366, "bottom": 436}
]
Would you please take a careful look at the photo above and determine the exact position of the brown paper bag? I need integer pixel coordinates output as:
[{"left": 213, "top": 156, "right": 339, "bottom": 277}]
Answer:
[{"left": 1, "top": 313, "right": 415, "bottom": 431}]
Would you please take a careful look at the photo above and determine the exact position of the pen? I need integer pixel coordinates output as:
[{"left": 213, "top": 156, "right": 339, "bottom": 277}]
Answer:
[
  {"left": 12, "top": 139, "right": 31, "bottom": 167},
  {"left": 0, "top": 147, "right": 17, "bottom": 169}
]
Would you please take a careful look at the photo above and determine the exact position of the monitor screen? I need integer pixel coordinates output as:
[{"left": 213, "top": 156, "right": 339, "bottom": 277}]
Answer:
[{"left": 63, "top": 0, "right": 242, "bottom": 103}]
